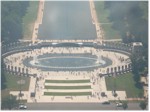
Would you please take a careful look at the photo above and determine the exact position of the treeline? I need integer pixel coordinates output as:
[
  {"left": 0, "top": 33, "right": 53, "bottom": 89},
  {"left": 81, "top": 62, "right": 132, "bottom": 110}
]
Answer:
[
  {"left": 104, "top": 1, "right": 148, "bottom": 91},
  {"left": 1, "top": 1, "right": 29, "bottom": 90},
  {"left": 104, "top": 1, "right": 148, "bottom": 46},
  {"left": 1, "top": 1, "right": 29, "bottom": 44},
  {"left": 1, "top": 60, "right": 6, "bottom": 90},
  {"left": 104, "top": 1, "right": 148, "bottom": 67}
]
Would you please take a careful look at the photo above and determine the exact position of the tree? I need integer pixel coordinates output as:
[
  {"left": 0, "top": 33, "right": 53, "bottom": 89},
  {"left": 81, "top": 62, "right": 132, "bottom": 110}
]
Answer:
[
  {"left": 139, "top": 101, "right": 147, "bottom": 110},
  {"left": 1, "top": 1, "right": 29, "bottom": 44},
  {"left": 104, "top": 1, "right": 148, "bottom": 96},
  {"left": 130, "top": 52, "right": 147, "bottom": 90},
  {"left": 1, "top": 59, "right": 6, "bottom": 90},
  {"left": 122, "top": 101, "right": 128, "bottom": 110},
  {"left": 1, "top": 95, "right": 19, "bottom": 110}
]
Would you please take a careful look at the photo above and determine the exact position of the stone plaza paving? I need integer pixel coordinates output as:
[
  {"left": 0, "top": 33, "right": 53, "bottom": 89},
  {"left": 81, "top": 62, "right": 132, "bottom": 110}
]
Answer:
[{"left": 6, "top": 47, "right": 129, "bottom": 103}]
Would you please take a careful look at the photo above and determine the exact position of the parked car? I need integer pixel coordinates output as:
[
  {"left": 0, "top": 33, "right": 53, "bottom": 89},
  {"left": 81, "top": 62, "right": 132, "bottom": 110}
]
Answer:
[
  {"left": 116, "top": 102, "right": 123, "bottom": 107},
  {"left": 19, "top": 104, "right": 27, "bottom": 109},
  {"left": 102, "top": 101, "right": 110, "bottom": 105}
]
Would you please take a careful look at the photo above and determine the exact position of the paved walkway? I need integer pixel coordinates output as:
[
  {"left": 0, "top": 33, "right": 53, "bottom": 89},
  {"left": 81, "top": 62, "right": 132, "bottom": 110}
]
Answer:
[
  {"left": 4, "top": 47, "right": 131, "bottom": 74},
  {"left": 32, "top": 0, "right": 44, "bottom": 44},
  {"left": 89, "top": 0, "right": 104, "bottom": 42}
]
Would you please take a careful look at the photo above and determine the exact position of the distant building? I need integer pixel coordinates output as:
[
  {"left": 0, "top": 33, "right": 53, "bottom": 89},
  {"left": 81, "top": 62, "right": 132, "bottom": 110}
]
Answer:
[{"left": 132, "top": 42, "right": 143, "bottom": 56}]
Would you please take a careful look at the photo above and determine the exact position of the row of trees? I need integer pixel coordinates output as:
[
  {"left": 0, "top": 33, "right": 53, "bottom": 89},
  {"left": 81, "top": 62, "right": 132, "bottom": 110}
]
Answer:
[
  {"left": 1, "top": 1, "right": 29, "bottom": 44},
  {"left": 118, "top": 100, "right": 147, "bottom": 110},
  {"left": 103, "top": 1, "right": 148, "bottom": 94},
  {"left": 1, "top": 1, "right": 30, "bottom": 90},
  {"left": 2, "top": 95, "right": 19, "bottom": 110},
  {"left": 104, "top": 1, "right": 148, "bottom": 45},
  {"left": 1, "top": 60, "right": 6, "bottom": 90},
  {"left": 103, "top": 1, "right": 148, "bottom": 63},
  {"left": 1, "top": 2, "right": 30, "bottom": 110}
]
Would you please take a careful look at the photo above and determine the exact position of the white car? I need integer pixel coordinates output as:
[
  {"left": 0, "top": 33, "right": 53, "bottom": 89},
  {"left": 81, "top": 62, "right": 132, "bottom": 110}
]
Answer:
[
  {"left": 19, "top": 104, "right": 27, "bottom": 109},
  {"left": 116, "top": 102, "right": 123, "bottom": 107}
]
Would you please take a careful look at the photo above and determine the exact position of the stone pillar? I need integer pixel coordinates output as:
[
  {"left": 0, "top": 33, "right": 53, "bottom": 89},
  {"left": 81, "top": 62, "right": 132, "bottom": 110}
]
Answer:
[
  {"left": 128, "top": 64, "right": 130, "bottom": 69},
  {"left": 22, "top": 68, "right": 24, "bottom": 74},
  {"left": 11, "top": 66, "right": 13, "bottom": 72},
  {"left": 122, "top": 65, "right": 124, "bottom": 71},
  {"left": 26, "top": 68, "right": 28, "bottom": 74},
  {"left": 7, "top": 65, "right": 10, "bottom": 71},
  {"left": 114, "top": 67, "right": 117, "bottom": 72},
  {"left": 18, "top": 67, "right": 21, "bottom": 73},
  {"left": 111, "top": 67, "right": 113, "bottom": 74},
  {"left": 118, "top": 66, "right": 120, "bottom": 72},
  {"left": 107, "top": 68, "right": 109, "bottom": 74},
  {"left": 15, "top": 66, "right": 17, "bottom": 73},
  {"left": 125, "top": 65, "right": 127, "bottom": 71}
]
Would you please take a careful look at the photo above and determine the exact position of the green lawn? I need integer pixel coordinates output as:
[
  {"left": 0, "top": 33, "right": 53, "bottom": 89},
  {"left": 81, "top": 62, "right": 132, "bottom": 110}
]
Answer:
[
  {"left": 45, "top": 85, "right": 91, "bottom": 89},
  {"left": 105, "top": 73, "right": 143, "bottom": 98},
  {"left": 45, "top": 79, "right": 90, "bottom": 83},
  {"left": 139, "top": 2, "right": 148, "bottom": 21},
  {"left": 94, "top": 1, "right": 121, "bottom": 40},
  {"left": 1, "top": 73, "right": 30, "bottom": 99},
  {"left": 22, "top": 1, "right": 39, "bottom": 39},
  {"left": 44, "top": 92, "right": 92, "bottom": 96},
  {"left": 4, "top": 73, "right": 30, "bottom": 91}
]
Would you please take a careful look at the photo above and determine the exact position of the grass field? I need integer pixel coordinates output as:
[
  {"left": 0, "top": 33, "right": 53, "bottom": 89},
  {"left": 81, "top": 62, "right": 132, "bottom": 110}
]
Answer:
[
  {"left": 22, "top": 1, "right": 39, "bottom": 39},
  {"left": 45, "top": 85, "right": 91, "bottom": 89},
  {"left": 4, "top": 73, "right": 30, "bottom": 91},
  {"left": 44, "top": 92, "right": 92, "bottom": 96},
  {"left": 45, "top": 79, "right": 90, "bottom": 83},
  {"left": 139, "top": 2, "right": 148, "bottom": 20},
  {"left": 94, "top": 1, "right": 121, "bottom": 40},
  {"left": 1, "top": 73, "right": 30, "bottom": 99},
  {"left": 105, "top": 73, "right": 143, "bottom": 98}
]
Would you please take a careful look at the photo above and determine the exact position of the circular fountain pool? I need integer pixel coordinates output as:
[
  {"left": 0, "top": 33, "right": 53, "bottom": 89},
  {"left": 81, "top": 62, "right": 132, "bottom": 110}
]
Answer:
[{"left": 23, "top": 54, "right": 112, "bottom": 71}]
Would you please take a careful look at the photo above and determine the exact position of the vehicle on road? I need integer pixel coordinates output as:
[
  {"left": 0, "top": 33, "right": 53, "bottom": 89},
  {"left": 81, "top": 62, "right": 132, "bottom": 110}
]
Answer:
[
  {"left": 19, "top": 104, "right": 27, "bottom": 109},
  {"left": 116, "top": 102, "right": 123, "bottom": 107},
  {"left": 102, "top": 101, "right": 110, "bottom": 105}
]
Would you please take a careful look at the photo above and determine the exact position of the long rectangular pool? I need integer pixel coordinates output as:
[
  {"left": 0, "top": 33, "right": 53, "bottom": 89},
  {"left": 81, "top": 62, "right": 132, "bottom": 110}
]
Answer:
[{"left": 37, "top": 1, "right": 97, "bottom": 40}]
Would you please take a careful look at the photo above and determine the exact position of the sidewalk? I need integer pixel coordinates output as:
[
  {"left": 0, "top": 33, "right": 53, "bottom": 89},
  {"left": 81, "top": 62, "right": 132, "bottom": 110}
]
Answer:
[
  {"left": 89, "top": 0, "right": 104, "bottom": 41},
  {"left": 32, "top": 0, "right": 45, "bottom": 44}
]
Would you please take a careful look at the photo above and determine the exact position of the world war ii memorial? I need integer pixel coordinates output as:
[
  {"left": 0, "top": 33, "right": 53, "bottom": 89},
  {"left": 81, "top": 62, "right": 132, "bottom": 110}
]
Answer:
[{"left": 1, "top": 0, "right": 148, "bottom": 110}]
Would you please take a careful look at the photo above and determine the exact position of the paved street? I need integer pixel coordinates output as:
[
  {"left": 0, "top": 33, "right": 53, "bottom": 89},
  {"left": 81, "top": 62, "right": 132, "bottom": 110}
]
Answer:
[{"left": 26, "top": 102, "right": 144, "bottom": 110}]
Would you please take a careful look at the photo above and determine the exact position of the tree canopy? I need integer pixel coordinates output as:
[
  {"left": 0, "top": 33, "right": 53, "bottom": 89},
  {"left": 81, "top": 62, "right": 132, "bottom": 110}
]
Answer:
[
  {"left": 1, "top": 1, "right": 29, "bottom": 44},
  {"left": 1, "top": 95, "right": 19, "bottom": 110},
  {"left": 104, "top": 1, "right": 148, "bottom": 46},
  {"left": 139, "top": 101, "right": 147, "bottom": 110},
  {"left": 103, "top": 1, "right": 148, "bottom": 92}
]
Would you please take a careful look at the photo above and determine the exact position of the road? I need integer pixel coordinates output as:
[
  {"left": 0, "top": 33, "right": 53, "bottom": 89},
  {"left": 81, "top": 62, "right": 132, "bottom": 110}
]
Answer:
[{"left": 25, "top": 102, "right": 144, "bottom": 110}]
